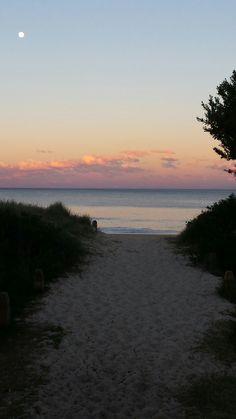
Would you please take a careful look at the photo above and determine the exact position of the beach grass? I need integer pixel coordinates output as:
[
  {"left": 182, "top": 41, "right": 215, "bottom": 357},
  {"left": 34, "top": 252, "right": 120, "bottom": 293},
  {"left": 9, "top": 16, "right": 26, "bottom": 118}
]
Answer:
[{"left": 0, "top": 200, "right": 94, "bottom": 316}]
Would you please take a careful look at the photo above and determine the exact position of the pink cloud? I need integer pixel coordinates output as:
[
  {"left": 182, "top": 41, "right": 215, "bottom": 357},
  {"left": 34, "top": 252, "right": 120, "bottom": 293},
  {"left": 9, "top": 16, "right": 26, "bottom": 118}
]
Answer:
[
  {"left": 1, "top": 150, "right": 232, "bottom": 188},
  {"left": 0, "top": 158, "right": 233, "bottom": 189},
  {"left": 0, "top": 149, "right": 180, "bottom": 187},
  {"left": 0, "top": 152, "right": 148, "bottom": 186},
  {"left": 160, "top": 157, "right": 179, "bottom": 169}
]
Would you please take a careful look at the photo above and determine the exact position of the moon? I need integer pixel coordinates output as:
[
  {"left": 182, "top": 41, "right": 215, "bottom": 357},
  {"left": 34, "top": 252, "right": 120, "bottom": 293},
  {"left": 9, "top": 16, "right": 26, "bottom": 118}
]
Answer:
[{"left": 18, "top": 32, "right": 25, "bottom": 38}]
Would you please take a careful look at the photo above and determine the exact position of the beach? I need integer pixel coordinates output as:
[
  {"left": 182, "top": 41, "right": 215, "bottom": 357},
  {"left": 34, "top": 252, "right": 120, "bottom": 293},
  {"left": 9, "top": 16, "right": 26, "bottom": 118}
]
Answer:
[{"left": 21, "top": 233, "right": 233, "bottom": 418}]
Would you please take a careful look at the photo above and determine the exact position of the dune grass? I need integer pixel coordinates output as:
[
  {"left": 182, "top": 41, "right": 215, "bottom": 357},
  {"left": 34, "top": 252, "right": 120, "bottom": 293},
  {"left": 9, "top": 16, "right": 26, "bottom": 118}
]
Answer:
[{"left": 0, "top": 200, "right": 94, "bottom": 316}]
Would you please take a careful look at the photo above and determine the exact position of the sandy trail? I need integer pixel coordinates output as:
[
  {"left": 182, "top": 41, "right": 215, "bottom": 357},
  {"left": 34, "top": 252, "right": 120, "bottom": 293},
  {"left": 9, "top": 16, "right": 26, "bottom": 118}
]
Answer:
[{"left": 25, "top": 234, "right": 232, "bottom": 418}]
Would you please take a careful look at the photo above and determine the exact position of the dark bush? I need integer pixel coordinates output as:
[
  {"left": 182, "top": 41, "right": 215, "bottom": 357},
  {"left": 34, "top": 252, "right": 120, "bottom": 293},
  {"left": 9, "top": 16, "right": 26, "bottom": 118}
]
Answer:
[
  {"left": 178, "top": 194, "right": 236, "bottom": 274},
  {"left": 0, "top": 201, "right": 93, "bottom": 314}
]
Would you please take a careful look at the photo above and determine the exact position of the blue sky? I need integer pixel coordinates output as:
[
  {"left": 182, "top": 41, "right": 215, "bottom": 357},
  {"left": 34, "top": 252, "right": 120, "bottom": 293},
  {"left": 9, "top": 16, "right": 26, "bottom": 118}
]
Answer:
[{"left": 1, "top": 0, "right": 236, "bottom": 187}]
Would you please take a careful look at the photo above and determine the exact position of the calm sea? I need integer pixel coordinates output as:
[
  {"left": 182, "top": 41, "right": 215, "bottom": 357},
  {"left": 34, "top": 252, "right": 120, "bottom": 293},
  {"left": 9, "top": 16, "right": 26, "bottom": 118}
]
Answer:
[{"left": 0, "top": 188, "right": 235, "bottom": 235}]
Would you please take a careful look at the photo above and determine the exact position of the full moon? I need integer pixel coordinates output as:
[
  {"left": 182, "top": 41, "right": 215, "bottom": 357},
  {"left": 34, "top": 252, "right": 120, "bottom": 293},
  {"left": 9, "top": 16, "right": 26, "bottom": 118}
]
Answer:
[{"left": 18, "top": 32, "right": 25, "bottom": 38}]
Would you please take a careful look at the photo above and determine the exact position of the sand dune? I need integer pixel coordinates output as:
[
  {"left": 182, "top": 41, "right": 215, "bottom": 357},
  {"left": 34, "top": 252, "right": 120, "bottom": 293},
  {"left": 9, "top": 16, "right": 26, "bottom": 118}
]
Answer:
[{"left": 26, "top": 234, "right": 233, "bottom": 418}]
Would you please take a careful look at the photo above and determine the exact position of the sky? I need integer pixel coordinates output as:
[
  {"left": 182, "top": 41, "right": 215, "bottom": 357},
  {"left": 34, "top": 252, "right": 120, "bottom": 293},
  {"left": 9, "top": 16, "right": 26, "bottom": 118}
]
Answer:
[{"left": 1, "top": 0, "right": 236, "bottom": 188}]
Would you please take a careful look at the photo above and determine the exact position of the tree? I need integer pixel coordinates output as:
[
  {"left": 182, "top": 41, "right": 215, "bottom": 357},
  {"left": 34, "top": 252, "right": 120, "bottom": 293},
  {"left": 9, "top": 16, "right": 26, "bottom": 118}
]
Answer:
[{"left": 197, "top": 70, "right": 236, "bottom": 174}]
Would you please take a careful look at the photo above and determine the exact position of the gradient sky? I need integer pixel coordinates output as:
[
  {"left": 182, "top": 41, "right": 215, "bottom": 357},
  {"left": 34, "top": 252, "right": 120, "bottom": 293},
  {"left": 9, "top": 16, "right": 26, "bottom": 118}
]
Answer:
[{"left": 1, "top": 0, "right": 236, "bottom": 188}]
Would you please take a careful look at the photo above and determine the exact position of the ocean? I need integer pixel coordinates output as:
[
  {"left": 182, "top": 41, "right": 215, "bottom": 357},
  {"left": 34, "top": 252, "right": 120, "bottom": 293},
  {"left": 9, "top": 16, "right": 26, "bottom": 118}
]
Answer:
[{"left": 0, "top": 188, "right": 235, "bottom": 235}]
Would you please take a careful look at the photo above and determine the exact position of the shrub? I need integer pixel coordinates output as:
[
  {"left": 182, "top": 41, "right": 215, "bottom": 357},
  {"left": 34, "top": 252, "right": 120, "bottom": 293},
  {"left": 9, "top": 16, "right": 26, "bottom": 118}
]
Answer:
[
  {"left": 0, "top": 200, "right": 93, "bottom": 314},
  {"left": 178, "top": 194, "right": 236, "bottom": 274}
]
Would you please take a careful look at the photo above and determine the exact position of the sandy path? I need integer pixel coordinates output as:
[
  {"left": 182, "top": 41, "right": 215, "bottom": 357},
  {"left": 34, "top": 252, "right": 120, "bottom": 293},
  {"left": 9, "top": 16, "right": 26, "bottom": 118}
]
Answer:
[{"left": 25, "top": 234, "right": 232, "bottom": 419}]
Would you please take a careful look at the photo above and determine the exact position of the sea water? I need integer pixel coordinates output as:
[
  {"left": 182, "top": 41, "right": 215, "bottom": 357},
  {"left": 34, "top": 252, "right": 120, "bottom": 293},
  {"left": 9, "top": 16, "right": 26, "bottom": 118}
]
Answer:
[{"left": 0, "top": 188, "right": 235, "bottom": 234}]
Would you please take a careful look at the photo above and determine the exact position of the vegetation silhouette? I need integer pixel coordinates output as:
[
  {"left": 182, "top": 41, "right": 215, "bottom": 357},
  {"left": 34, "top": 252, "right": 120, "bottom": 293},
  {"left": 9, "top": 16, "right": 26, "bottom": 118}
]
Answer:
[
  {"left": 179, "top": 70, "right": 236, "bottom": 302},
  {"left": 0, "top": 201, "right": 93, "bottom": 317},
  {"left": 197, "top": 69, "right": 236, "bottom": 175},
  {"left": 179, "top": 77, "right": 236, "bottom": 415}
]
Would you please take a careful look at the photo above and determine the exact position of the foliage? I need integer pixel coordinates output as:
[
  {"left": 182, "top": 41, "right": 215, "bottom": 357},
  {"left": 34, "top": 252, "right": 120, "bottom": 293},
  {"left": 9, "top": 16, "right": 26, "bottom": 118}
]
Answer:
[
  {"left": 177, "top": 194, "right": 236, "bottom": 274},
  {"left": 197, "top": 70, "right": 236, "bottom": 174},
  {"left": 0, "top": 200, "right": 93, "bottom": 314}
]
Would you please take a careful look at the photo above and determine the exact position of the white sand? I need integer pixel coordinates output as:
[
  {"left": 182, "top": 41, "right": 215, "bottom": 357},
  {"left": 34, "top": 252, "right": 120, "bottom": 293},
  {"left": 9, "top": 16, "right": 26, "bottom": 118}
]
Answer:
[{"left": 26, "top": 234, "right": 233, "bottom": 419}]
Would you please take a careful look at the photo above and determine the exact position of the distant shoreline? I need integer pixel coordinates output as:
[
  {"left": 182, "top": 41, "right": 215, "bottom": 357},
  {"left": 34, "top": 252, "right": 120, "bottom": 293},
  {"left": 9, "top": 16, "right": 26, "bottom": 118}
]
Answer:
[
  {"left": 103, "top": 232, "right": 177, "bottom": 237},
  {"left": 106, "top": 233, "right": 175, "bottom": 237},
  {"left": 0, "top": 187, "right": 235, "bottom": 191}
]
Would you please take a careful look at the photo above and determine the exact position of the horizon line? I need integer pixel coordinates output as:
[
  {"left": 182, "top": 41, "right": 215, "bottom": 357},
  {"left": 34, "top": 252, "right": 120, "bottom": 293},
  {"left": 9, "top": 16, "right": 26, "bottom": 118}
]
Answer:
[{"left": 0, "top": 186, "right": 235, "bottom": 191}]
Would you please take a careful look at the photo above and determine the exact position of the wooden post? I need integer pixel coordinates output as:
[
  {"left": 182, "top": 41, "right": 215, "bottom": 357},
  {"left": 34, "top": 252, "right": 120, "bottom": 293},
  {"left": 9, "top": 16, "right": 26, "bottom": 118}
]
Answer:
[
  {"left": 223, "top": 270, "right": 236, "bottom": 299},
  {"left": 92, "top": 220, "right": 98, "bottom": 232},
  {"left": 224, "top": 271, "right": 235, "bottom": 282}
]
